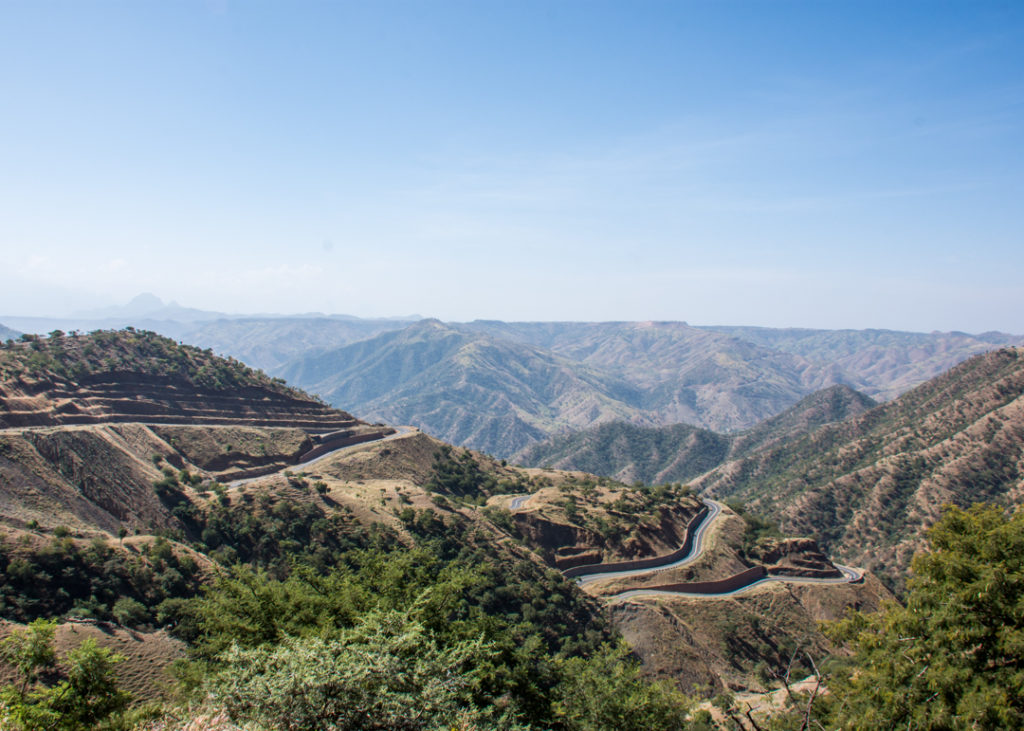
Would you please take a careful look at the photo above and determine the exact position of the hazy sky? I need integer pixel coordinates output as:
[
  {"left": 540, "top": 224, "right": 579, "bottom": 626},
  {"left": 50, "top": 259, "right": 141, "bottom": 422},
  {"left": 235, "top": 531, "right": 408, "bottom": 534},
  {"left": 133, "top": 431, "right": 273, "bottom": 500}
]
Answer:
[{"left": 2, "top": 1, "right": 1023, "bottom": 332}]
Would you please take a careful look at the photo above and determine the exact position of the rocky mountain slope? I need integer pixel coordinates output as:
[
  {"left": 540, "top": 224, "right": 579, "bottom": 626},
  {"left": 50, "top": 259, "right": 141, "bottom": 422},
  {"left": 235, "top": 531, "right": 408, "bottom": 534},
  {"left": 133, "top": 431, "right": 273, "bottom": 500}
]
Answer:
[
  {"left": 515, "top": 421, "right": 730, "bottom": 485},
  {"left": 515, "top": 385, "right": 876, "bottom": 484},
  {"left": 277, "top": 319, "right": 650, "bottom": 456},
  {"left": 278, "top": 318, "right": 1019, "bottom": 457},
  {"left": 693, "top": 347, "right": 1024, "bottom": 590},
  {"left": 279, "top": 320, "right": 858, "bottom": 456},
  {"left": 707, "top": 326, "right": 1023, "bottom": 400}
]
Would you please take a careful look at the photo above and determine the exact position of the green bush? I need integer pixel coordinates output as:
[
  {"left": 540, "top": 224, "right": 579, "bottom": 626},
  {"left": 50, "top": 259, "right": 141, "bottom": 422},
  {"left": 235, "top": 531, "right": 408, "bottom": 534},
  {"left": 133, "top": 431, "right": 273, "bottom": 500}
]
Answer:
[
  {"left": 0, "top": 620, "right": 130, "bottom": 731},
  {"left": 208, "top": 609, "right": 513, "bottom": 731}
]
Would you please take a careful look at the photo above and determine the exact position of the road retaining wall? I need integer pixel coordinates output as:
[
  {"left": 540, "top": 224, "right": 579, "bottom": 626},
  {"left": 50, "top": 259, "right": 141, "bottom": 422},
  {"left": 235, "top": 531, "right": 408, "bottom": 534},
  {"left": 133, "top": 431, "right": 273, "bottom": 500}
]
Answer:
[
  {"left": 627, "top": 566, "right": 768, "bottom": 595},
  {"left": 563, "top": 503, "right": 710, "bottom": 579},
  {"left": 298, "top": 428, "right": 395, "bottom": 463}
]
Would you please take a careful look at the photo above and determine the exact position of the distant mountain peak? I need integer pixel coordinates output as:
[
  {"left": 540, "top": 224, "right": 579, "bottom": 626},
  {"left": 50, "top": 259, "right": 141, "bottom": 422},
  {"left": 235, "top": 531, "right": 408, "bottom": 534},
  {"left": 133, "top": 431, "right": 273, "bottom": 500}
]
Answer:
[
  {"left": 71, "top": 294, "right": 228, "bottom": 323},
  {"left": 128, "top": 292, "right": 164, "bottom": 310}
]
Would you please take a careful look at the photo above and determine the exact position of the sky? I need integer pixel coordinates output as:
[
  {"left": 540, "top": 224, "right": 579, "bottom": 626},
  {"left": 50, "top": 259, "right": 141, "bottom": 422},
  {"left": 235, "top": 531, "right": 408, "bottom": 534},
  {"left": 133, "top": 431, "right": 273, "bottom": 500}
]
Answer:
[{"left": 2, "top": 1, "right": 1023, "bottom": 332}]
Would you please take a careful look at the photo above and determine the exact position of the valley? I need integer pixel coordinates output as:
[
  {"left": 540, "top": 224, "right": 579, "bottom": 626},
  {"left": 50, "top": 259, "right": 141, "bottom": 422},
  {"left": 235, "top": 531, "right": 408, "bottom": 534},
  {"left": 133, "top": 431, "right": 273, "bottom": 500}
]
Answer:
[
  {"left": 7, "top": 306, "right": 1019, "bottom": 461},
  {"left": 0, "top": 328, "right": 897, "bottom": 729},
  {"left": 0, "top": 327, "right": 1020, "bottom": 729}
]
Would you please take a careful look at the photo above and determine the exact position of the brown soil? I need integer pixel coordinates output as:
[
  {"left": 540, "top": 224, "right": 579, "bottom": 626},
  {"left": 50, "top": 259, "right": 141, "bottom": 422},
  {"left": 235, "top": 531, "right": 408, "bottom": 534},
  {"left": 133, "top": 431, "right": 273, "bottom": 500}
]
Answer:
[
  {"left": 613, "top": 574, "right": 891, "bottom": 697},
  {"left": 0, "top": 619, "right": 185, "bottom": 703}
]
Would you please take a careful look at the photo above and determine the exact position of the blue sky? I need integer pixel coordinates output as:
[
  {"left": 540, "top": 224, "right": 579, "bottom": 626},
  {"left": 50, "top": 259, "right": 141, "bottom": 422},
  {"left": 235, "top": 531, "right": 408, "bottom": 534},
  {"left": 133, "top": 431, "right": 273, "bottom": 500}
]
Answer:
[{"left": 2, "top": 1, "right": 1023, "bottom": 331}]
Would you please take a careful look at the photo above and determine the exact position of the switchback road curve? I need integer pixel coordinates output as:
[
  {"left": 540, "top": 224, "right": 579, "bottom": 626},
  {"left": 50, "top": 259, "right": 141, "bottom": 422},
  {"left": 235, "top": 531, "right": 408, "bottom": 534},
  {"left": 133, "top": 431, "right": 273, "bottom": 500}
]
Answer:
[
  {"left": 227, "top": 425, "right": 418, "bottom": 487},
  {"left": 511, "top": 494, "right": 862, "bottom": 600}
]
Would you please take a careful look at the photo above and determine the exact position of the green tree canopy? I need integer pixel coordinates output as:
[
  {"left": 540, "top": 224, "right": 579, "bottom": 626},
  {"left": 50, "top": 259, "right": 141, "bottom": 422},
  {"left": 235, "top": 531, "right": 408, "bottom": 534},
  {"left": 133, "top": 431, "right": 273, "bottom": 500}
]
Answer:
[
  {"left": 208, "top": 608, "right": 511, "bottom": 731},
  {"left": 822, "top": 503, "right": 1024, "bottom": 730}
]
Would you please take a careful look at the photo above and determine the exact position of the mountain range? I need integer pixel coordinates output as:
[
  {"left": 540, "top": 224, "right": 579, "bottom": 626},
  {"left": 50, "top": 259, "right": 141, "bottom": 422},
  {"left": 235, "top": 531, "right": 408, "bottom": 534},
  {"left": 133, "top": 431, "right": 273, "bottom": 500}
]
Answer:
[
  {"left": 4, "top": 296, "right": 1021, "bottom": 459},
  {"left": 516, "top": 384, "right": 878, "bottom": 484},
  {"left": 278, "top": 318, "right": 1022, "bottom": 457},
  {"left": 520, "top": 346, "right": 1024, "bottom": 591}
]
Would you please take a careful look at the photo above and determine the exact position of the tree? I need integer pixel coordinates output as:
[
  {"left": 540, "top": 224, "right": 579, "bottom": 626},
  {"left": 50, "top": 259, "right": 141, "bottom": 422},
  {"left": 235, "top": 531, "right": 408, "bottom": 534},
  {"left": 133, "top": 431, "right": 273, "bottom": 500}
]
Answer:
[
  {"left": 821, "top": 504, "right": 1024, "bottom": 730},
  {"left": 48, "top": 638, "right": 131, "bottom": 729},
  {"left": 111, "top": 597, "right": 148, "bottom": 628},
  {"left": 207, "top": 608, "right": 513, "bottom": 731},
  {"left": 0, "top": 619, "right": 56, "bottom": 696},
  {"left": 552, "top": 644, "right": 691, "bottom": 731},
  {"left": 0, "top": 623, "right": 130, "bottom": 731}
]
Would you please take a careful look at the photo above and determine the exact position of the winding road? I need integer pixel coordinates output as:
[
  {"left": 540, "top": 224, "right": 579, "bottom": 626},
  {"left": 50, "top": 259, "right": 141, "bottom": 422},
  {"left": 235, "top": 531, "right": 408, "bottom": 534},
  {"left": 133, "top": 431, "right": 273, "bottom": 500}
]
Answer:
[
  {"left": 227, "top": 425, "right": 417, "bottom": 487},
  {"left": 509, "top": 494, "right": 862, "bottom": 600},
  {"left": 606, "top": 561, "right": 863, "bottom": 602},
  {"left": 508, "top": 494, "right": 531, "bottom": 510}
]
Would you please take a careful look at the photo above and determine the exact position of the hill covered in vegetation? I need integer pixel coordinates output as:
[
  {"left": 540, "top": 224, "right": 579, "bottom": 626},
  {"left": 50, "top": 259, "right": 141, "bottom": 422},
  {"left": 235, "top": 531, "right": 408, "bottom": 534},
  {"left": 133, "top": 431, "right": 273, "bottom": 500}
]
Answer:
[
  {"left": 516, "top": 385, "right": 876, "bottom": 484},
  {"left": 694, "top": 347, "right": 1024, "bottom": 590},
  {"left": 0, "top": 330, "right": 358, "bottom": 430}
]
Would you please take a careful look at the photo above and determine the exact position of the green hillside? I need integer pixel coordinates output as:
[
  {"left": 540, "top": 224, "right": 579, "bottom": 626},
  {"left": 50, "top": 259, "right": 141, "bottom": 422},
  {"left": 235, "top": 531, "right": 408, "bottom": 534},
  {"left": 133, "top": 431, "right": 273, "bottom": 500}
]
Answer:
[
  {"left": 694, "top": 347, "right": 1024, "bottom": 589},
  {"left": 516, "top": 384, "right": 876, "bottom": 484}
]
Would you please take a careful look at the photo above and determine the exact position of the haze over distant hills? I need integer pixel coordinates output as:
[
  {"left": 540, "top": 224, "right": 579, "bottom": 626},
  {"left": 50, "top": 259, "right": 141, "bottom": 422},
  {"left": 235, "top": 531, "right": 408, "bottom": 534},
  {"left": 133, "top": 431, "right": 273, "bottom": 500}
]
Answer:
[
  {"left": 279, "top": 319, "right": 1023, "bottom": 457},
  {"left": 0, "top": 322, "right": 20, "bottom": 341},
  {"left": 1, "top": 294, "right": 419, "bottom": 371},
  {"left": 4, "top": 295, "right": 1021, "bottom": 457}
]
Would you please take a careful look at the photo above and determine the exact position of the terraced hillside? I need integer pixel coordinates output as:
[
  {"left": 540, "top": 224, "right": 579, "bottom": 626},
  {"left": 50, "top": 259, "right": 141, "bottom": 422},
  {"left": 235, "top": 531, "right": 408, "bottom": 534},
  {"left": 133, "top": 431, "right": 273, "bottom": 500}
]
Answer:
[
  {"left": 0, "top": 330, "right": 358, "bottom": 431},
  {"left": 0, "top": 330, "right": 395, "bottom": 535}
]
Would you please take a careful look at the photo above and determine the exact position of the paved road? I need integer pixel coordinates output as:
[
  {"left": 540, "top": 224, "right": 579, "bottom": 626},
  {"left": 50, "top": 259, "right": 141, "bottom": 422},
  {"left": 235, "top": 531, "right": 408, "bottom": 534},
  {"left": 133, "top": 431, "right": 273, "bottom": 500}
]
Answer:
[
  {"left": 562, "top": 497, "right": 862, "bottom": 599},
  {"left": 508, "top": 494, "right": 531, "bottom": 510},
  {"left": 575, "top": 499, "right": 722, "bottom": 586},
  {"left": 227, "top": 425, "right": 417, "bottom": 487},
  {"left": 606, "top": 563, "right": 863, "bottom": 601}
]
